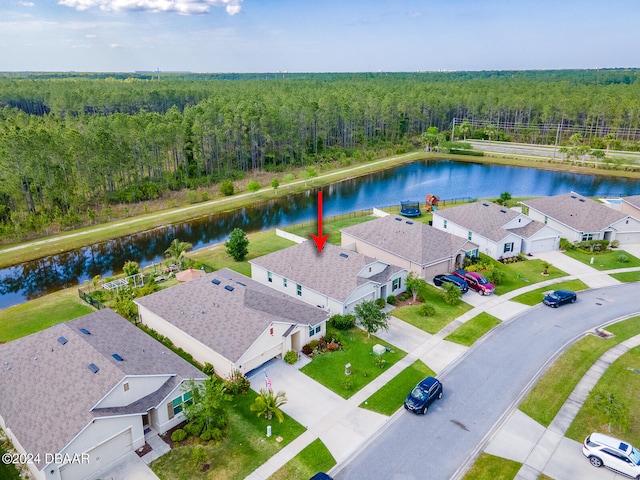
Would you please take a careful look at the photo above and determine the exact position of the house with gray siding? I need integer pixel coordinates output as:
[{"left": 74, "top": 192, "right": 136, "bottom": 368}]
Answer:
[
  {"left": 0, "top": 309, "right": 204, "bottom": 480},
  {"left": 135, "top": 269, "right": 329, "bottom": 378},
  {"left": 250, "top": 241, "right": 407, "bottom": 314}
]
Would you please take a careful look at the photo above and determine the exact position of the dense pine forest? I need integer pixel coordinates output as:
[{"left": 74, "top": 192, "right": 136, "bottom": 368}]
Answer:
[{"left": 1, "top": 69, "right": 640, "bottom": 241}]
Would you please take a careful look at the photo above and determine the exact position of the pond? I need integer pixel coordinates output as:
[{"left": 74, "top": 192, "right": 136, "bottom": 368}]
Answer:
[{"left": 1, "top": 158, "right": 639, "bottom": 309}]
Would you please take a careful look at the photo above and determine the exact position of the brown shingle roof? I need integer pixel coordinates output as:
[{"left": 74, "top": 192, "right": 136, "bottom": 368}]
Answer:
[
  {"left": 522, "top": 193, "right": 628, "bottom": 232},
  {"left": 135, "top": 269, "right": 329, "bottom": 363},
  {"left": 340, "top": 215, "right": 476, "bottom": 265},
  {"left": 249, "top": 242, "right": 402, "bottom": 302},
  {"left": 0, "top": 309, "right": 202, "bottom": 469}
]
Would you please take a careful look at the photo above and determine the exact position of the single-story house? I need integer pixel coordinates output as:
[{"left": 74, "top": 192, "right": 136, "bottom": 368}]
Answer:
[
  {"left": 432, "top": 201, "right": 561, "bottom": 259},
  {"left": 621, "top": 195, "right": 640, "bottom": 220},
  {"left": 249, "top": 241, "right": 407, "bottom": 314},
  {"left": 340, "top": 214, "right": 479, "bottom": 278},
  {"left": 522, "top": 193, "right": 640, "bottom": 244},
  {"left": 135, "top": 268, "right": 329, "bottom": 378},
  {"left": 0, "top": 308, "right": 205, "bottom": 480}
]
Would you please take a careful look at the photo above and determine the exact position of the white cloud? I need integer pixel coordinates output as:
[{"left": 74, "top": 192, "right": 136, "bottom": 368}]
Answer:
[
  {"left": 19, "top": 1, "right": 35, "bottom": 6},
  {"left": 57, "top": 0, "right": 243, "bottom": 15},
  {"left": 85, "top": 33, "right": 97, "bottom": 38},
  {"left": 109, "top": 42, "right": 122, "bottom": 47}
]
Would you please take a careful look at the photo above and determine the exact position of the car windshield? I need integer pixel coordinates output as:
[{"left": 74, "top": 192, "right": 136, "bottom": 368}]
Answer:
[
  {"left": 548, "top": 293, "right": 559, "bottom": 300},
  {"left": 410, "top": 387, "right": 427, "bottom": 401},
  {"left": 477, "top": 277, "right": 488, "bottom": 285},
  {"left": 629, "top": 445, "right": 640, "bottom": 465}
]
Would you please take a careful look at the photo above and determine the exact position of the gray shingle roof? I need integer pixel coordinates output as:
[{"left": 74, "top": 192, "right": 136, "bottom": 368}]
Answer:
[
  {"left": 622, "top": 195, "right": 640, "bottom": 209},
  {"left": 0, "top": 309, "right": 202, "bottom": 469},
  {"left": 340, "top": 215, "right": 477, "bottom": 265},
  {"left": 522, "top": 193, "right": 628, "bottom": 232},
  {"left": 436, "top": 201, "right": 534, "bottom": 242},
  {"left": 135, "top": 269, "right": 329, "bottom": 363},
  {"left": 249, "top": 242, "right": 402, "bottom": 302}
]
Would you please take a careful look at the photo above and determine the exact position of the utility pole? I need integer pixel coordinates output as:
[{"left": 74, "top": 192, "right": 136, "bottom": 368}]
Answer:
[
  {"left": 553, "top": 119, "right": 562, "bottom": 159},
  {"left": 451, "top": 118, "right": 456, "bottom": 142}
]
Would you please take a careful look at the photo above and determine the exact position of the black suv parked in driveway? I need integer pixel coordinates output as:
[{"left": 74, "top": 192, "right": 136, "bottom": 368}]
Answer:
[
  {"left": 404, "top": 376, "right": 443, "bottom": 414},
  {"left": 433, "top": 274, "right": 469, "bottom": 293}
]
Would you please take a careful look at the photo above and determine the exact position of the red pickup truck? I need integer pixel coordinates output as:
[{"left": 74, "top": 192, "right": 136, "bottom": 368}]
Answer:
[{"left": 452, "top": 270, "right": 495, "bottom": 295}]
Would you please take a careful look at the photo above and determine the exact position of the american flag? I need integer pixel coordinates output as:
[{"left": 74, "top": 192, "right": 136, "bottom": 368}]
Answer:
[{"left": 264, "top": 371, "right": 273, "bottom": 391}]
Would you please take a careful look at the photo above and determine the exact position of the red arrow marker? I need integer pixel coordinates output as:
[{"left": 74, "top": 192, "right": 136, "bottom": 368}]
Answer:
[{"left": 311, "top": 190, "right": 329, "bottom": 253}]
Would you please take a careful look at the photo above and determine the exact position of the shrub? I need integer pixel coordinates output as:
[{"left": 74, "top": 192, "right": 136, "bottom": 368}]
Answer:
[
  {"left": 302, "top": 344, "right": 313, "bottom": 355},
  {"left": 184, "top": 420, "right": 204, "bottom": 437},
  {"left": 330, "top": 314, "right": 355, "bottom": 330},
  {"left": 203, "top": 362, "right": 215, "bottom": 376},
  {"left": 559, "top": 238, "right": 573, "bottom": 250},
  {"left": 375, "top": 355, "right": 387, "bottom": 369},
  {"left": 209, "top": 427, "right": 224, "bottom": 442},
  {"left": 397, "top": 292, "right": 409, "bottom": 301},
  {"left": 225, "top": 369, "right": 250, "bottom": 394},
  {"left": 341, "top": 375, "right": 353, "bottom": 391},
  {"left": 485, "top": 268, "right": 505, "bottom": 285},
  {"left": 200, "top": 430, "right": 212, "bottom": 441},
  {"left": 284, "top": 350, "right": 298, "bottom": 364},
  {"left": 317, "top": 339, "right": 327, "bottom": 350},
  {"left": 220, "top": 180, "right": 234, "bottom": 196},
  {"left": 326, "top": 328, "right": 343, "bottom": 345},
  {"left": 327, "top": 341, "right": 340, "bottom": 351},
  {"left": 617, "top": 253, "right": 630, "bottom": 263},
  {"left": 309, "top": 339, "right": 319, "bottom": 350},
  {"left": 419, "top": 304, "right": 436, "bottom": 317},
  {"left": 386, "top": 295, "right": 397, "bottom": 305},
  {"left": 375, "top": 298, "right": 386, "bottom": 309},
  {"left": 191, "top": 445, "right": 207, "bottom": 469},
  {"left": 171, "top": 429, "right": 188, "bottom": 443},
  {"left": 416, "top": 295, "right": 424, "bottom": 303},
  {"left": 611, "top": 240, "right": 620, "bottom": 248}
]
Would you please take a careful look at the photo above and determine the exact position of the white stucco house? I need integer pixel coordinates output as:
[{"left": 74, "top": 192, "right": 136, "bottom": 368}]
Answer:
[
  {"left": 340, "top": 214, "right": 479, "bottom": 278},
  {"left": 522, "top": 193, "right": 640, "bottom": 244},
  {"left": 432, "top": 201, "right": 561, "bottom": 259},
  {"left": 0, "top": 308, "right": 205, "bottom": 480},
  {"left": 620, "top": 195, "right": 640, "bottom": 221},
  {"left": 135, "top": 268, "right": 329, "bottom": 378},
  {"left": 249, "top": 241, "right": 408, "bottom": 314}
]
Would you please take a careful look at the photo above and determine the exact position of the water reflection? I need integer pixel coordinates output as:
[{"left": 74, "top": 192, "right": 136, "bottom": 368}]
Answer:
[{"left": 1, "top": 159, "right": 639, "bottom": 309}]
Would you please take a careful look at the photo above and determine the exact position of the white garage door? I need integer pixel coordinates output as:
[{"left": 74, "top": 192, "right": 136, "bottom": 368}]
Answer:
[
  {"left": 529, "top": 237, "right": 558, "bottom": 254},
  {"left": 59, "top": 429, "right": 132, "bottom": 480},
  {"left": 615, "top": 232, "right": 640, "bottom": 244}
]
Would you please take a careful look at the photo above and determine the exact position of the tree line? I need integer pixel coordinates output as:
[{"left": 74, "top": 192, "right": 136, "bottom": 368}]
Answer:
[{"left": 1, "top": 69, "right": 640, "bottom": 241}]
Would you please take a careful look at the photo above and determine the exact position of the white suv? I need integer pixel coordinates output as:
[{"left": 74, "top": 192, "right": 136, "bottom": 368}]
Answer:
[{"left": 583, "top": 432, "right": 640, "bottom": 478}]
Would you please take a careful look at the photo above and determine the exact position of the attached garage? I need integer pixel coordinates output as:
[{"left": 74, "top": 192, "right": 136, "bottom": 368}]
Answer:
[
  {"left": 59, "top": 429, "right": 132, "bottom": 480},
  {"left": 615, "top": 232, "right": 640, "bottom": 244},
  {"left": 527, "top": 236, "right": 560, "bottom": 254}
]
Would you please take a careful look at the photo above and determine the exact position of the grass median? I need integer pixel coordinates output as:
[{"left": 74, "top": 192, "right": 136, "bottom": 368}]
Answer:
[
  {"left": 461, "top": 453, "right": 521, "bottom": 480},
  {"left": 445, "top": 313, "right": 501, "bottom": 347},
  {"left": 268, "top": 438, "right": 335, "bottom": 480},
  {"left": 510, "top": 279, "right": 589, "bottom": 306}
]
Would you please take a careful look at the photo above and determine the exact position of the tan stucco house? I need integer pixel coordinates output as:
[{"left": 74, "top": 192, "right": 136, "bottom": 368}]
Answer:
[
  {"left": 0, "top": 308, "right": 204, "bottom": 480},
  {"left": 135, "top": 268, "right": 329, "bottom": 378}
]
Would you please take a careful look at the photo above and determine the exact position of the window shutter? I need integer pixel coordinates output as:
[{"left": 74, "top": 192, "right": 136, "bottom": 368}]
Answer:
[{"left": 167, "top": 402, "right": 174, "bottom": 420}]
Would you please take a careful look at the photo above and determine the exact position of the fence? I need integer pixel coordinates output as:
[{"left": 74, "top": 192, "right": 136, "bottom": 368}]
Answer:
[{"left": 78, "top": 289, "right": 105, "bottom": 310}]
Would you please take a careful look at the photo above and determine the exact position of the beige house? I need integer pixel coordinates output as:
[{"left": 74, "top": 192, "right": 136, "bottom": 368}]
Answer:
[
  {"left": 341, "top": 214, "right": 479, "bottom": 278},
  {"left": 0, "top": 309, "right": 204, "bottom": 480},
  {"left": 135, "top": 269, "right": 329, "bottom": 378},
  {"left": 621, "top": 195, "right": 640, "bottom": 220}
]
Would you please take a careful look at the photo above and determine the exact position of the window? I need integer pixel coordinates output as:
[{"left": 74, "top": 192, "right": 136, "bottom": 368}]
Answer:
[
  {"left": 315, "top": 325, "right": 321, "bottom": 334},
  {"left": 392, "top": 278, "right": 401, "bottom": 290},
  {"left": 123, "top": 382, "right": 129, "bottom": 392},
  {"left": 309, "top": 325, "right": 314, "bottom": 337},
  {"left": 467, "top": 231, "right": 472, "bottom": 241},
  {"left": 443, "top": 220, "right": 447, "bottom": 229},
  {"left": 169, "top": 390, "right": 193, "bottom": 418},
  {"left": 267, "top": 271, "right": 273, "bottom": 283},
  {"left": 183, "top": 391, "right": 193, "bottom": 407},
  {"left": 544, "top": 215, "right": 548, "bottom": 224},
  {"left": 297, "top": 284, "right": 302, "bottom": 297},
  {"left": 283, "top": 278, "right": 287, "bottom": 287},
  {"left": 172, "top": 396, "right": 183, "bottom": 415},
  {"left": 503, "top": 242, "right": 514, "bottom": 253},
  {"left": 581, "top": 233, "right": 595, "bottom": 241}
]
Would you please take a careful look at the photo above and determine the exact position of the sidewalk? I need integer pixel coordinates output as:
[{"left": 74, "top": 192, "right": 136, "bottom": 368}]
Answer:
[{"left": 246, "top": 247, "right": 640, "bottom": 479}]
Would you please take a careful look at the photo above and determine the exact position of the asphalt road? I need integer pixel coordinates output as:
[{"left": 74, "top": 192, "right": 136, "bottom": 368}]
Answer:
[{"left": 334, "top": 283, "right": 640, "bottom": 480}]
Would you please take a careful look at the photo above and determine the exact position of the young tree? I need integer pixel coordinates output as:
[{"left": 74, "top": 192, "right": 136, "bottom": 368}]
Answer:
[
  {"left": 485, "top": 124, "right": 498, "bottom": 143},
  {"left": 165, "top": 238, "right": 193, "bottom": 265},
  {"left": 496, "top": 191, "right": 512, "bottom": 206},
  {"left": 250, "top": 389, "right": 287, "bottom": 423},
  {"left": 122, "top": 260, "right": 139, "bottom": 277},
  {"left": 302, "top": 167, "right": 317, "bottom": 187},
  {"left": 592, "top": 388, "right": 629, "bottom": 433},
  {"left": 592, "top": 149, "right": 605, "bottom": 167},
  {"left": 247, "top": 180, "right": 260, "bottom": 196},
  {"left": 460, "top": 120, "right": 472, "bottom": 141},
  {"left": 184, "top": 378, "right": 232, "bottom": 439},
  {"left": 354, "top": 300, "right": 390, "bottom": 338},
  {"left": 225, "top": 228, "right": 249, "bottom": 261},
  {"left": 220, "top": 180, "right": 235, "bottom": 196},
  {"left": 271, "top": 177, "right": 280, "bottom": 193},
  {"left": 442, "top": 282, "right": 462, "bottom": 305},
  {"left": 405, "top": 272, "right": 426, "bottom": 302}
]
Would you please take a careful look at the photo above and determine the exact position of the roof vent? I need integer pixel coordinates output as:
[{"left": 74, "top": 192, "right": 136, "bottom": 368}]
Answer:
[
  {"left": 500, "top": 209, "right": 507, "bottom": 213},
  {"left": 395, "top": 217, "right": 402, "bottom": 221},
  {"left": 406, "top": 221, "right": 414, "bottom": 225},
  {"left": 236, "top": 281, "right": 246, "bottom": 286},
  {"left": 339, "top": 253, "right": 349, "bottom": 258},
  {"left": 212, "top": 278, "right": 221, "bottom": 285},
  {"left": 570, "top": 195, "right": 577, "bottom": 198},
  {"left": 482, "top": 203, "right": 489, "bottom": 207},
  {"left": 224, "top": 285, "right": 234, "bottom": 292},
  {"left": 79, "top": 328, "right": 90, "bottom": 335},
  {"left": 579, "top": 198, "right": 585, "bottom": 202},
  {"left": 57, "top": 336, "right": 68, "bottom": 345},
  {"left": 112, "top": 354, "right": 124, "bottom": 361},
  {"left": 88, "top": 363, "right": 100, "bottom": 373}
]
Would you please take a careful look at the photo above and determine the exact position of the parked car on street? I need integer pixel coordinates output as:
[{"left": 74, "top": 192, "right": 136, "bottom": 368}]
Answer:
[
  {"left": 452, "top": 270, "right": 495, "bottom": 295},
  {"left": 543, "top": 289, "right": 577, "bottom": 307},
  {"left": 433, "top": 274, "right": 469, "bottom": 293},
  {"left": 583, "top": 432, "right": 640, "bottom": 477},
  {"left": 404, "top": 376, "right": 443, "bottom": 414}
]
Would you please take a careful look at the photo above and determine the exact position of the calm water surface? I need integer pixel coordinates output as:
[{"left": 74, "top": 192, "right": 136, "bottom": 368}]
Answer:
[{"left": 1, "top": 159, "right": 639, "bottom": 309}]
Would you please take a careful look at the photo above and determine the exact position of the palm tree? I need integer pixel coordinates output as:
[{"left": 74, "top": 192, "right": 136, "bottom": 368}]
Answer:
[
  {"left": 603, "top": 133, "right": 616, "bottom": 158},
  {"left": 485, "top": 124, "right": 498, "bottom": 143},
  {"left": 164, "top": 238, "right": 193, "bottom": 266},
  {"left": 250, "top": 389, "right": 287, "bottom": 423},
  {"left": 460, "top": 120, "right": 472, "bottom": 141}
]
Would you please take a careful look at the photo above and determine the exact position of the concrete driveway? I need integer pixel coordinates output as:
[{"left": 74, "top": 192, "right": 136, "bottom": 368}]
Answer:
[{"left": 89, "top": 451, "right": 160, "bottom": 480}]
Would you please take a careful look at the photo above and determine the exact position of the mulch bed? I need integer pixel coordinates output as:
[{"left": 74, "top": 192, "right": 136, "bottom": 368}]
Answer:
[
  {"left": 135, "top": 442, "right": 153, "bottom": 457},
  {"left": 393, "top": 298, "right": 421, "bottom": 308},
  {"left": 160, "top": 420, "right": 188, "bottom": 449}
]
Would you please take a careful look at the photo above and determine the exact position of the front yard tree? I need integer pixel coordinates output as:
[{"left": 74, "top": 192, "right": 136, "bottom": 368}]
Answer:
[
  {"left": 184, "top": 377, "right": 231, "bottom": 440},
  {"left": 355, "top": 300, "right": 390, "bottom": 338},
  {"left": 225, "top": 228, "right": 249, "bottom": 261},
  {"left": 405, "top": 272, "right": 426, "bottom": 302},
  {"left": 442, "top": 282, "right": 462, "bottom": 305},
  {"left": 250, "top": 389, "right": 287, "bottom": 423},
  {"left": 592, "top": 388, "right": 629, "bottom": 433}
]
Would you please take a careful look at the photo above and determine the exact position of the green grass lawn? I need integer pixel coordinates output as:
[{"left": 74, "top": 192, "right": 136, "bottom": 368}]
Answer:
[
  {"left": 461, "top": 453, "right": 522, "bottom": 480},
  {"left": 0, "top": 434, "right": 21, "bottom": 480},
  {"left": 281, "top": 213, "right": 375, "bottom": 245},
  {"left": 359, "top": 360, "right": 435, "bottom": 416},
  {"left": 610, "top": 270, "right": 640, "bottom": 282},
  {"left": 151, "top": 390, "right": 306, "bottom": 480},
  {"left": 391, "top": 284, "right": 472, "bottom": 334},
  {"left": 0, "top": 288, "right": 94, "bottom": 342},
  {"left": 566, "top": 345, "right": 640, "bottom": 446},
  {"left": 563, "top": 248, "right": 640, "bottom": 270},
  {"left": 268, "top": 438, "right": 335, "bottom": 480},
  {"left": 444, "top": 313, "right": 501, "bottom": 347},
  {"left": 491, "top": 258, "right": 568, "bottom": 295},
  {"left": 187, "top": 229, "right": 296, "bottom": 277},
  {"left": 300, "top": 328, "right": 406, "bottom": 399},
  {"left": 510, "top": 279, "right": 589, "bottom": 306},
  {"left": 519, "top": 316, "right": 640, "bottom": 427}
]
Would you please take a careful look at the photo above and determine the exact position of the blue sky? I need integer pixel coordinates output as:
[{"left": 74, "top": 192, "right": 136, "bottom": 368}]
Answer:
[{"left": 1, "top": 0, "right": 638, "bottom": 72}]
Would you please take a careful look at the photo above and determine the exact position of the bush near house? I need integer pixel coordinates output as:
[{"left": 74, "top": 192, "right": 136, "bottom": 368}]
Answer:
[
  {"left": 329, "top": 313, "right": 356, "bottom": 330},
  {"left": 284, "top": 350, "right": 298, "bottom": 364}
]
